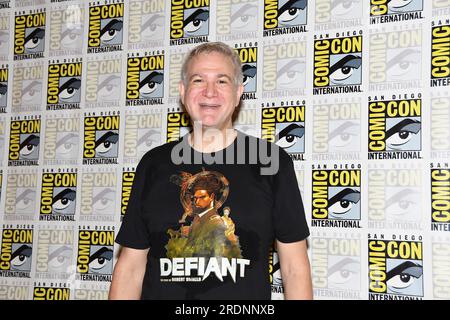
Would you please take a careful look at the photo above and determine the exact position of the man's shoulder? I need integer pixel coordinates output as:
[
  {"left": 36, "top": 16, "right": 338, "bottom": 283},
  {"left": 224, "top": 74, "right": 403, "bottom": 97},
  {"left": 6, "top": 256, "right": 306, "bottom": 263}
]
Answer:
[{"left": 138, "top": 139, "right": 183, "bottom": 166}]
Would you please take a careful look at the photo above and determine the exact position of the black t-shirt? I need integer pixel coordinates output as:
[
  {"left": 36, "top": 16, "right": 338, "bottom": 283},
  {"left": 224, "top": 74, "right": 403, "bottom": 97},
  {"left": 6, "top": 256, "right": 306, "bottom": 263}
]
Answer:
[{"left": 116, "top": 131, "right": 309, "bottom": 300}]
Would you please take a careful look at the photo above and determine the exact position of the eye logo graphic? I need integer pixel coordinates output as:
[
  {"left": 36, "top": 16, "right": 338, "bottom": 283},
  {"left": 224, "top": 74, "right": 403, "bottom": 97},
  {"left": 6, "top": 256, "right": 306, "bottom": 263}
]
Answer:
[
  {"left": 313, "top": 33, "right": 363, "bottom": 95},
  {"left": 217, "top": 1, "right": 258, "bottom": 41},
  {"left": 263, "top": 0, "right": 308, "bottom": 36},
  {"left": 261, "top": 104, "right": 305, "bottom": 161},
  {"left": 430, "top": 21, "right": 450, "bottom": 88},
  {"left": 0, "top": 67, "right": 7, "bottom": 113},
  {"left": 368, "top": 96, "right": 422, "bottom": 160},
  {"left": 370, "top": 0, "right": 423, "bottom": 24},
  {"left": 431, "top": 167, "right": 450, "bottom": 232},
  {"left": 0, "top": 228, "right": 34, "bottom": 278},
  {"left": 76, "top": 228, "right": 114, "bottom": 282},
  {"left": 14, "top": 11, "right": 46, "bottom": 60},
  {"left": 83, "top": 113, "right": 120, "bottom": 165},
  {"left": 47, "top": 61, "right": 82, "bottom": 111},
  {"left": 235, "top": 45, "right": 257, "bottom": 99},
  {"left": 166, "top": 110, "right": 191, "bottom": 143},
  {"left": 170, "top": 0, "right": 210, "bottom": 46},
  {"left": 311, "top": 168, "right": 362, "bottom": 228},
  {"left": 87, "top": 2, "right": 124, "bottom": 53},
  {"left": 8, "top": 118, "right": 41, "bottom": 166},
  {"left": 368, "top": 237, "right": 424, "bottom": 300},
  {"left": 126, "top": 53, "right": 164, "bottom": 106},
  {"left": 40, "top": 171, "right": 77, "bottom": 222}
]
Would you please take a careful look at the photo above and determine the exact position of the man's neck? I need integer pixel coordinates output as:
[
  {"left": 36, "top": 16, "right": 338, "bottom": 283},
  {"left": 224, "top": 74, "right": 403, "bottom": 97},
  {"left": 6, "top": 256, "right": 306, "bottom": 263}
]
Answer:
[{"left": 189, "top": 125, "right": 237, "bottom": 153}]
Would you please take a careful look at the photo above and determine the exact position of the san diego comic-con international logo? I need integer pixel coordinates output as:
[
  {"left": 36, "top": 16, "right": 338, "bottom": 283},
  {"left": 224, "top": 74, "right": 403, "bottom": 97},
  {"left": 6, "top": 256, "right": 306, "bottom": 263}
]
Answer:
[
  {"left": 128, "top": 0, "right": 165, "bottom": 49},
  {"left": 261, "top": 101, "right": 306, "bottom": 161},
  {"left": 216, "top": 0, "right": 258, "bottom": 41},
  {"left": 431, "top": 164, "right": 450, "bottom": 232},
  {"left": 166, "top": 108, "right": 191, "bottom": 143},
  {"left": 76, "top": 226, "right": 114, "bottom": 282},
  {"left": 368, "top": 234, "right": 424, "bottom": 300},
  {"left": 0, "top": 226, "right": 34, "bottom": 278},
  {"left": 311, "top": 164, "right": 362, "bottom": 228},
  {"left": 14, "top": 9, "right": 46, "bottom": 61},
  {"left": 12, "top": 61, "right": 44, "bottom": 113},
  {"left": 263, "top": 0, "right": 308, "bottom": 37},
  {"left": 120, "top": 168, "right": 135, "bottom": 222},
  {"left": 126, "top": 51, "right": 164, "bottom": 106},
  {"left": 0, "top": 13, "right": 9, "bottom": 61},
  {"left": 87, "top": 1, "right": 124, "bottom": 54},
  {"left": 49, "top": 4, "right": 84, "bottom": 57},
  {"left": 370, "top": 0, "right": 424, "bottom": 24},
  {"left": 0, "top": 66, "right": 7, "bottom": 113},
  {"left": 235, "top": 43, "right": 257, "bottom": 100},
  {"left": 83, "top": 112, "right": 120, "bottom": 165},
  {"left": 36, "top": 227, "right": 74, "bottom": 280},
  {"left": 8, "top": 116, "right": 41, "bottom": 167},
  {"left": 47, "top": 59, "right": 82, "bottom": 111},
  {"left": 33, "top": 283, "right": 70, "bottom": 300},
  {"left": 368, "top": 94, "right": 422, "bottom": 160},
  {"left": 39, "top": 169, "right": 77, "bottom": 222},
  {"left": 430, "top": 19, "right": 450, "bottom": 88},
  {"left": 313, "top": 31, "right": 363, "bottom": 95},
  {"left": 314, "top": 0, "right": 363, "bottom": 31},
  {"left": 4, "top": 168, "right": 38, "bottom": 221},
  {"left": 170, "top": 0, "right": 210, "bottom": 46}
]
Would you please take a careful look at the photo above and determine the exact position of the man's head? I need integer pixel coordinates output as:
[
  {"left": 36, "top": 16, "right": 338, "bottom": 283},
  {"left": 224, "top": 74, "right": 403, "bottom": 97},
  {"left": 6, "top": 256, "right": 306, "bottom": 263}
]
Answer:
[
  {"left": 179, "top": 42, "right": 244, "bottom": 130},
  {"left": 191, "top": 174, "right": 221, "bottom": 212}
]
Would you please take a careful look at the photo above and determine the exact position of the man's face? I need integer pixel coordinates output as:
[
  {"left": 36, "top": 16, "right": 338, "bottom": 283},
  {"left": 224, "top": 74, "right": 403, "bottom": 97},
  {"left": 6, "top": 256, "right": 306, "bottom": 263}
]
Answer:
[
  {"left": 193, "top": 189, "right": 214, "bottom": 212},
  {"left": 179, "top": 51, "right": 244, "bottom": 130}
]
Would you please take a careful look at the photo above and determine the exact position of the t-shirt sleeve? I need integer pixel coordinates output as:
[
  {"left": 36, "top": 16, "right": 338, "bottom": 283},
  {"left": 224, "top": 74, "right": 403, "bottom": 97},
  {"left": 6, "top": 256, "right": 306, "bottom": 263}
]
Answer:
[
  {"left": 272, "top": 149, "right": 310, "bottom": 243},
  {"left": 115, "top": 153, "right": 152, "bottom": 249}
]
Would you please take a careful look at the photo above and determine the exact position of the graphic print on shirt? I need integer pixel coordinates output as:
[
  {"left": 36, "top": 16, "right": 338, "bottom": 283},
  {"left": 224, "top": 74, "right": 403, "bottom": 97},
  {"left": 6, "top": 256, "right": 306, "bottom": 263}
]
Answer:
[{"left": 161, "top": 169, "right": 250, "bottom": 283}]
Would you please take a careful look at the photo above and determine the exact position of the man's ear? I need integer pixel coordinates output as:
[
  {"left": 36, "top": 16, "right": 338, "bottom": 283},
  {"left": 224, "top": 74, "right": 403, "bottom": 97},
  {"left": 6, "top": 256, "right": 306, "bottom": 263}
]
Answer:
[
  {"left": 236, "top": 83, "right": 244, "bottom": 104},
  {"left": 179, "top": 81, "right": 185, "bottom": 105}
]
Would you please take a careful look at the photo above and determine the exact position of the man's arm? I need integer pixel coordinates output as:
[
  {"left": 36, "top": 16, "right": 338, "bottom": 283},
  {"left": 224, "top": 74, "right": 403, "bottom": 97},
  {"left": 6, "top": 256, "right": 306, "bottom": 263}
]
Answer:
[
  {"left": 109, "top": 246, "right": 149, "bottom": 300},
  {"left": 276, "top": 239, "right": 313, "bottom": 300}
]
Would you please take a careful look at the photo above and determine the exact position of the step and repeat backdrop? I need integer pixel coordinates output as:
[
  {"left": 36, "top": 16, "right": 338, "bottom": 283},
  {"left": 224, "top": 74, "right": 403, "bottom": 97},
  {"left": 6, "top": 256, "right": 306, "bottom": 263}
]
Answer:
[{"left": 0, "top": 0, "right": 449, "bottom": 300}]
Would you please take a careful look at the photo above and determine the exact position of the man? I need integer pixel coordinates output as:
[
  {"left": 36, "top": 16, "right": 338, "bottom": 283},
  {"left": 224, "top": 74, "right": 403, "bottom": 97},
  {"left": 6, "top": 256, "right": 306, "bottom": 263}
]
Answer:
[{"left": 109, "top": 42, "right": 312, "bottom": 300}]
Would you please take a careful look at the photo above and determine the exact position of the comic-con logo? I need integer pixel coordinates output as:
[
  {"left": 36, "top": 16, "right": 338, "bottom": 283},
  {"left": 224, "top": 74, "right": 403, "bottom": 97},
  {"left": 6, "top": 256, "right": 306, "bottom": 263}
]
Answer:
[
  {"left": 12, "top": 62, "right": 44, "bottom": 112},
  {"left": 0, "top": 67, "right": 7, "bottom": 113},
  {"left": 85, "top": 56, "right": 122, "bottom": 108},
  {"left": 312, "top": 98, "right": 361, "bottom": 159},
  {"left": 431, "top": 21, "right": 450, "bottom": 88},
  {"left": 368, "top": 94, "right": 422, "bottom": 160},
  {"left": 47, "top": 60, "right": 82, "bottom": 111},
  {"left": 121, "top": 168, "right": 135, "bottom": 222},
  {"left": 315, "top": 0, "right": 363, "bottom": 30},
  {"left": 34, "top": 284, "right": 70, "bottom": 300},
  {"left": 169, "top": 0, "right": 210, "bottom": 46},
  {"left": 311, "top": 165, "right": 362, "bottom": 228},
  {"left": 40, "top": 170, "right": 77, "bottom": 222},
  {"left": 313, "top": 31, "right": 363, "bottom": 95},
  {"left": 83, "top": 112, "right": 120, "bottom": 165},
  {"left": 430, "top": 93, "right": 450, "bottom": 158},
  {"left": 126, "top": 52, "right": 164, "bottom": 106},
  {"left": 311, "top": 234, "right": 361, "bottom": 299},
  {"left": 432, "top": 237, "right": 450, "bottom": 299},
  {"left": 262, "top": 41, "right": 306, "bottom": 98},
  {"left": 166, "top": 109, "right": 191, "bottom": 142},
  {"left": 36, "top": 228, "right": 73, "bottom": 279},
  {"left": 216, "top": 0, "right": 258, "bottom": 41},
  {"left": 370, "top": 0, "right": 423, "bottom": 24},
  {"left": 49, "top": 5, "right": 84, "bottom": 56},
  {"left": 14, "top": 10, "right": 46, "bottom": 60},
  {"left": 261, "top": 102, "right": 305, "bottom": 161},
  {"left": 269, "top": 246, "right": 284, "bottom": 296},
  {"left": 8, "top": 117, "right": 41, "bottom": 166},
  {"left": 431, "top": 165, "right": 450, "bottom": 232},
  {"left": 0, "top": 227, "right": 33, "bottom": 278},
  {"left": 4, "top": 169, "right": 38, "bottom": 220},
  {"left": 0, "top": 14, "right": 9, "bottom": 60},
  {"left": 369, "top": 236, "right": 424, "bottom": 300},
  {"left": 43, "top": 116, "right": 80, "bottom": 166},
  {"left": 76, "top": 227, "right": 114, "bottom": 282},
  {"left": 124, "top": 111, "right": 162, "bottom": 163},
  {"left": 128, "top": 0, "right": 165, "bottom": 49},
  {"left": 263, "top": 0, "right": 307, "bottom": 36},
  {"left": 235, "top": 44, "right": 257, "bottom": 100},
  {"left": 87, "top": 2, "right": 124, "bottom": 53}
]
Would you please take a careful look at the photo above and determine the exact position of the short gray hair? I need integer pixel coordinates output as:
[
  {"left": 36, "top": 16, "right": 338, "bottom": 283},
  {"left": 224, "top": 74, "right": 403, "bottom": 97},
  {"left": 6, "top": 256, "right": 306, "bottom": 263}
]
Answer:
[{"left": 181, "top": 42, "right": 243, "bottom": 87}]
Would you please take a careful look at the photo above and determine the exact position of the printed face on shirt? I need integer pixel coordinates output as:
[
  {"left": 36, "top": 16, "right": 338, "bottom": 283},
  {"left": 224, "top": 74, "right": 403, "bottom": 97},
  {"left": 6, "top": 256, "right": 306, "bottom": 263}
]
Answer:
[
  {"left": 179, "top": 51, "right": 244, "bottom": 130},
  {"left": 192, "top": 189, "right": 214, "bottom": 213}
]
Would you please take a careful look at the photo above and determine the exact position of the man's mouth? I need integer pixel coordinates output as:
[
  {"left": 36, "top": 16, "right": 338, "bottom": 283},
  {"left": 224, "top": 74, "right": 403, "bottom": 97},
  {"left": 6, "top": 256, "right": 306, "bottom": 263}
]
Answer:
[{"left": 199, "top": 103, "right": 221, "bottom": 109}]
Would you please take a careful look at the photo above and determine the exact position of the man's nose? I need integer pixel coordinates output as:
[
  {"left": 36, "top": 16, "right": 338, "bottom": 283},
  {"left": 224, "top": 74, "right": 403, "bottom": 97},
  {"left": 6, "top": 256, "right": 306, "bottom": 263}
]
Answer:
[{"left": 203, "top": 81, "right": 218, "bottom": 98}]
